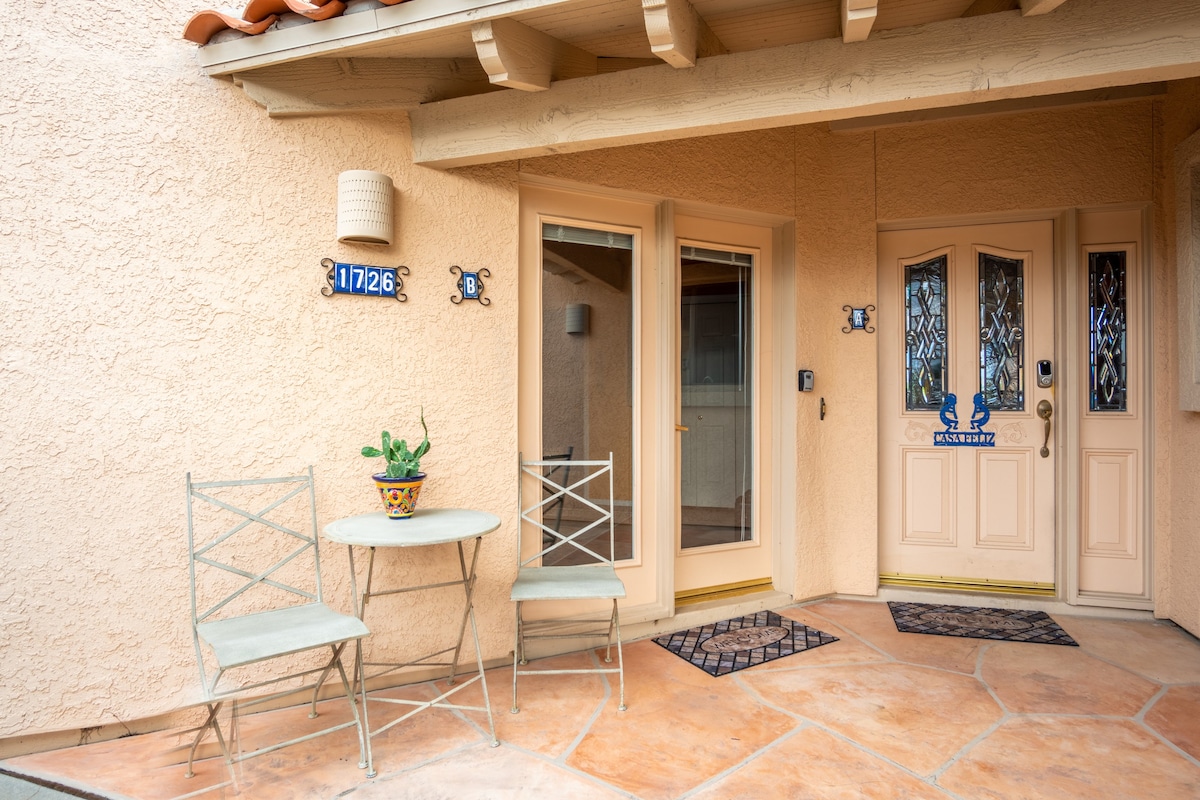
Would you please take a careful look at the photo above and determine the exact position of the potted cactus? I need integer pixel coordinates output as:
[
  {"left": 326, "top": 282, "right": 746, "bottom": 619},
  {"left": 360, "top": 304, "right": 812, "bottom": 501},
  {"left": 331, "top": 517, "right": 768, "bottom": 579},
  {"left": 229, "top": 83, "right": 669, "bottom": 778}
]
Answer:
[{"left": 362, "top": 412, "right": 430, "bottom": 519}]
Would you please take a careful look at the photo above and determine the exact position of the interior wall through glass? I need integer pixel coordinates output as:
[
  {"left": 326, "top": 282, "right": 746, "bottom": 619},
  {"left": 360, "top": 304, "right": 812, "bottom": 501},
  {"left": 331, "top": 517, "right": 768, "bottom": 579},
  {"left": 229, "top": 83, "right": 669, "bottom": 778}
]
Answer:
[
  {"left": 679, "top": 246, "right": 753, "bottom": 550},
  {"left": 541, "top": 223, "right": 635, "bottom": 564}
]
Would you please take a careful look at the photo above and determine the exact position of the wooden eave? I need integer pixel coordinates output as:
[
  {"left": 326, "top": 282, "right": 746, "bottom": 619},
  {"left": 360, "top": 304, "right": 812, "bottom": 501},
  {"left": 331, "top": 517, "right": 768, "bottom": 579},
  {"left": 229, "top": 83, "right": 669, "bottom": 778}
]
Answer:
[{"left": 189, "top": 0, "right": 1200, "bottom": 168}]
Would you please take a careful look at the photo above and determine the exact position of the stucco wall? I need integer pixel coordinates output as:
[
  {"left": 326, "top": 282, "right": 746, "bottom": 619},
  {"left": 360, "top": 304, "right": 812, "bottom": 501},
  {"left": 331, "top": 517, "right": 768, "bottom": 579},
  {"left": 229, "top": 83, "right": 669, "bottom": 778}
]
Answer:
[
  {"left": 1162, "top": 79, "right": 1200, "bottom": 635},
  {"left": 2, "top": 1, "right": 520, "bottom": 739},
  {"left": 874, "top": 102, "right": 1155, "bottom": 219}
]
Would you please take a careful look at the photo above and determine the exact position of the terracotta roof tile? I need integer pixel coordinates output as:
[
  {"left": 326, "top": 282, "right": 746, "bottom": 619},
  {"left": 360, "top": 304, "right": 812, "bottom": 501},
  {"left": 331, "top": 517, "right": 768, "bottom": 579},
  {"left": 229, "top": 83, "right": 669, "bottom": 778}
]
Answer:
[
  {"left": 183, "top": 9, "right": 277, "bottom": 44},
  {"left": 183, "top": 0, "right": 409, "bottom": 45},
  {"left": 242, "top": 0, "right": 345, "bottom": 24}
]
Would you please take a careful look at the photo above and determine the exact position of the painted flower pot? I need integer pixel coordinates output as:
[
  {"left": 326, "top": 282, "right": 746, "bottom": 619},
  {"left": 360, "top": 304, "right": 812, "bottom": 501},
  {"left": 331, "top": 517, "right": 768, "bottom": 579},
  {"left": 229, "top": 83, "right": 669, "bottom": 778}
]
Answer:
[{"left": 373, "top": 473, "right": 425, "bottom": 519}]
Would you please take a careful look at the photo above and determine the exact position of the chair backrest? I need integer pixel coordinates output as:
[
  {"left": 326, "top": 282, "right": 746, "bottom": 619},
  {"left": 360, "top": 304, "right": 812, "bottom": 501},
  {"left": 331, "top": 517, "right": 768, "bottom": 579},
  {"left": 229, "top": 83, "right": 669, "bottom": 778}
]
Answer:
[
  {"left": 519, "top": 452, "right": 615, "bottom": 568},
  {"left": 186, "top": 468, "right": 325, "bottom": 645}
]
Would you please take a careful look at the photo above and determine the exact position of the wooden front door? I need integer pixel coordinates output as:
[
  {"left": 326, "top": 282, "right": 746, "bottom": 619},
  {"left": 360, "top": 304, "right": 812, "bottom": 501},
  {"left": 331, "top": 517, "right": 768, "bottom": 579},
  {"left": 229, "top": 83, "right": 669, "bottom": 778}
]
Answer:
[{"left": 878, "top": 220, "right": 1057, "bottom": 592}]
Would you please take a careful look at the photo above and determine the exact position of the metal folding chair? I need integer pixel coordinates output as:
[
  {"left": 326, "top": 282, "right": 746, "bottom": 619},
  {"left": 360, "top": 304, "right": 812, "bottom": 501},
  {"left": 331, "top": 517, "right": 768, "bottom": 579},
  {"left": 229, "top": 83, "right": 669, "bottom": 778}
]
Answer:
[
  {"left": 511, "top": 453, "right": 626, "bottom": 714},
  {"left": 184, "top": 467, "right": 373, "bottom": 784}
]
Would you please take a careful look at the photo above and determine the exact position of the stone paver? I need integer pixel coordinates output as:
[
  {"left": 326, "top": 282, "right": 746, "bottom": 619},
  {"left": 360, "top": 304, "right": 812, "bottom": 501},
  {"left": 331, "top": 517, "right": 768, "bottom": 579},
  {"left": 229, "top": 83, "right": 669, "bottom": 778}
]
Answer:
[{"left": 4, "top": 599, "right": 1199, "bottom": 799}]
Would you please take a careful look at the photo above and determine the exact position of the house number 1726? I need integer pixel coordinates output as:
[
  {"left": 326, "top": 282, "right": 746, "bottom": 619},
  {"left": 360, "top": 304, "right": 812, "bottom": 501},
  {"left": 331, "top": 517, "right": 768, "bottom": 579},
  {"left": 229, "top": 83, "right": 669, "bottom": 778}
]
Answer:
[{"left": 321, "top": 258, "right": 408, "bottom": 302}]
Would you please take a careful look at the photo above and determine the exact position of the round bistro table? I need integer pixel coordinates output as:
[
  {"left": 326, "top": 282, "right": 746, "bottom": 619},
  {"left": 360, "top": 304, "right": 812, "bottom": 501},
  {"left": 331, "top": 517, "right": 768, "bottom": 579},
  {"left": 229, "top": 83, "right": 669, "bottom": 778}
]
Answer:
[{"left": 323, "top": 509, "right": 502, "bottom": 773}]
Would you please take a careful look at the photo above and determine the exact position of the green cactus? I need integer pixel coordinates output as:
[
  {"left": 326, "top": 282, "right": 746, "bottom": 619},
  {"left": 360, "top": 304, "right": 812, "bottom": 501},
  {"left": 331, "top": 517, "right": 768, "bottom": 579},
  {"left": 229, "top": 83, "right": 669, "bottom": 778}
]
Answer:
[{"left": 362, "top": 411, "right": 430, "bottom": 478}]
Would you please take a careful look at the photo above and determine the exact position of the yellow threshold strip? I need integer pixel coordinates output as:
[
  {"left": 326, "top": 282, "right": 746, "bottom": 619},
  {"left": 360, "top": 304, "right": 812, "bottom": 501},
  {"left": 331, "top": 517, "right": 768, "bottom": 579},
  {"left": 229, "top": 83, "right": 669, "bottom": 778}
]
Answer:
[
  {"left": 675, "top": 578, "right": 774, "bottom": 607},
  {"left": 879, "top": 573, "right": 1056, "bottom": 597}
]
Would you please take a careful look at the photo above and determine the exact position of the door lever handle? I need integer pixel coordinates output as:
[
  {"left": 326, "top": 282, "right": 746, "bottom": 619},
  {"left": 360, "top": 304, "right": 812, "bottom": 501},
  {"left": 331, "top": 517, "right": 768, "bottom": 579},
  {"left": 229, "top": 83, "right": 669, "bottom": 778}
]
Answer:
[
  {"left": 675, "top": 424, "right": 689, "bottom": 432},
  {"left": 1037, "top": 400, "right": 1053, "bottom": 458}
]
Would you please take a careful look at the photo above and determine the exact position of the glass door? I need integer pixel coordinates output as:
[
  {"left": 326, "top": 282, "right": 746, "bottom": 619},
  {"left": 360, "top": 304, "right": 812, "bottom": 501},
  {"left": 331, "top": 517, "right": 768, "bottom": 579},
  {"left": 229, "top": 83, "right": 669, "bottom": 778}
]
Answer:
[{"left": 674, "top": 216, "right": 774, "bottom": 600}]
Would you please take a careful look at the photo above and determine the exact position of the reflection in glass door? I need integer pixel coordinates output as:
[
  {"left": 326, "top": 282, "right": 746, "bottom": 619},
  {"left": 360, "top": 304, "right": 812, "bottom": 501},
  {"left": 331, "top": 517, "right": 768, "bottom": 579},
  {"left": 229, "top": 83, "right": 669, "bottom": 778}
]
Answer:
[
  {"left": 540, "top": 222, "right": 635, "bottom": 565},
  {"left": 679, "top": 246, "right": 753, "bottom": 550}
]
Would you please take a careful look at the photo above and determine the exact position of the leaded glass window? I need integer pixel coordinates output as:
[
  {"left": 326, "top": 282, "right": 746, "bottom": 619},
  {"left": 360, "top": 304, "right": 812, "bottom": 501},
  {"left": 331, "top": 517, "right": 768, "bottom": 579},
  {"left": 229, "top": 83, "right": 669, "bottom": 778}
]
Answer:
[
  {"left": 979, "top": 253, "right": 1025, "bottom": 411},
  {"left": 1089, "top": 251, "right": 1127, "bottom": 412},
  {"left": 904, "top": 255, "right": 947, "bottom": 411}
]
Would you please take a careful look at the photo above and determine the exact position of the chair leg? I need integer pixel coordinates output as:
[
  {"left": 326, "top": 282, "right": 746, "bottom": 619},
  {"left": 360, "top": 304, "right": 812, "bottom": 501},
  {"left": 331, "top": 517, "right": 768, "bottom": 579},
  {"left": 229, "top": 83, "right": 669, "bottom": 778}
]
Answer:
[
  {"left": 309, "top": 654, "right": 339, "bottom": 719},
  {"left": 185, "top": 701, "right": 226, "bottom": 779},
  {"left": 229, "top": 698, "right": 241, "bottom": 765},
  {"left": 613, "top": 600, "right": 626, "bottom": 712},
  {"left": 604, "top": 604, "right": 615, "bottom": 663},
  {"left": 511, "top": 601, "right": 523, "bottom": 714}
]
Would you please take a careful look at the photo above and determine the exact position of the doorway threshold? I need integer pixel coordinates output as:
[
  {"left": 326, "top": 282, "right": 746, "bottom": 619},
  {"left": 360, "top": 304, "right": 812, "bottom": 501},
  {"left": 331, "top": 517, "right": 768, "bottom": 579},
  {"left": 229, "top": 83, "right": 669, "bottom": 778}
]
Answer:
[
  {"left": 879, "top": 573, "right": 1055, "bottom": 597},
  {"left": 624, "top": 589, "right": 794, "bottom": 644},
  {"left": 676, "top": 578, "right": 774, "bottom": 607}
]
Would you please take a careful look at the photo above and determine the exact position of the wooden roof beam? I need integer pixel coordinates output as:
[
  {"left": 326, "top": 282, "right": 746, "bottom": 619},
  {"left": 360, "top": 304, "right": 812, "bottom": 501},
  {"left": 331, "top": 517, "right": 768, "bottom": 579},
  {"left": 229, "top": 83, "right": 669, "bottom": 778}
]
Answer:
[
  {"left": 471, "top": 17, "right": 597, "bottom": 91},
  {"left": 410, "top": 0, "right": 1200, "bottom": 168},
  {"left": 842, "top": 0, "right": 878, "bottom": 43},
  {"left": 642, "top": 0, "right": 727, "bottom": 69},
  {"left": 1020, "top": 0, "right": 1070, "bottom": 15}
]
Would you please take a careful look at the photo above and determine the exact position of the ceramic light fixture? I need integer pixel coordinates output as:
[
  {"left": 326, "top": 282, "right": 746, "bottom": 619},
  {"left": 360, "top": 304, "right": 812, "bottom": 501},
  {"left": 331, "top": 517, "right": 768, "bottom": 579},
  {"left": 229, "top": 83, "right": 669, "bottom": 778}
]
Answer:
[{"left": 337, "top": 170, "right": 394, "bottom": 245}]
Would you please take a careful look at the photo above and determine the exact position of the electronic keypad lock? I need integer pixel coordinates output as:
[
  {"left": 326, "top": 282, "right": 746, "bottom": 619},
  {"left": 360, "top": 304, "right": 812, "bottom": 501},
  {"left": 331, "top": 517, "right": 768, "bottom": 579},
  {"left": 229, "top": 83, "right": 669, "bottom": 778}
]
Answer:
[{"left": 1036, "top": 360, "right": 1053, "bottom": 389}]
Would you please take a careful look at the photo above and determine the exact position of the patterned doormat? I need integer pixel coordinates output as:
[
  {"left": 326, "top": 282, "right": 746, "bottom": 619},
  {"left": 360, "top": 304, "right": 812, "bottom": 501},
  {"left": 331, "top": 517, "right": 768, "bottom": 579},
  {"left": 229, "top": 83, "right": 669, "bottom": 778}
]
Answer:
[
  {"left": 887, "top": 601, "right": 1078, "bottom": 646},
  {"left": 652, "top": 610, "right": 839, "bottom": 677}
]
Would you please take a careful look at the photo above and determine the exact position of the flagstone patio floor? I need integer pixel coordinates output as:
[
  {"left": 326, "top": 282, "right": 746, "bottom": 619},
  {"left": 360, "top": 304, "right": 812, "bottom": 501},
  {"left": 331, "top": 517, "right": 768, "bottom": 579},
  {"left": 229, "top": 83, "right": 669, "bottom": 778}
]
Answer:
[{"left": 4, "top": 598, "right": 1200, "bottom": 799}]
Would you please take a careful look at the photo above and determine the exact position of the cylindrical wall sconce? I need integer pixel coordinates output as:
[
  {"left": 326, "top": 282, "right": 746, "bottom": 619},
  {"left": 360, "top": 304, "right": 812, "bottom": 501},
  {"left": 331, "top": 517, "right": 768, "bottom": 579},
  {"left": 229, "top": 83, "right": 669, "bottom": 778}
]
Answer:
[
  {"left": 337, "top": 170, "right": 394, "bottom": 245},
  {"left": 566, "top": 303, "right": 590, "bottom": 335}
]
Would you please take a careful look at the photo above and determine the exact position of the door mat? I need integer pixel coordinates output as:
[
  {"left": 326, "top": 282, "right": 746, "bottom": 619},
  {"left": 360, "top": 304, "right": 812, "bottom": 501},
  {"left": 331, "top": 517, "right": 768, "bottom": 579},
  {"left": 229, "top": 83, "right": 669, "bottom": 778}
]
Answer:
[
  {"left": 652, "top": 610, "right": 839, "bottom": 677},
  {"left": 887, "top": 601, "right": 1078, "bottom": 646}
]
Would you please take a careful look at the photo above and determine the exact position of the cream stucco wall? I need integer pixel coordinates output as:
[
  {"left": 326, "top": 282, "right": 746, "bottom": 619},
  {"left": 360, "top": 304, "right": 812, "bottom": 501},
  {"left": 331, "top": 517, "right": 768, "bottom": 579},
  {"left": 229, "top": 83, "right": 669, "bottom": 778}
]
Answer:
[
  {"left": 6, "top": 0, "right": 1197, "bottom": 747},
  {"left": 3, "top": 1, "right": 522, "bottom": 741},
  {"left": 1161, "top": 79, "right": 1200, "bottom": 635}
]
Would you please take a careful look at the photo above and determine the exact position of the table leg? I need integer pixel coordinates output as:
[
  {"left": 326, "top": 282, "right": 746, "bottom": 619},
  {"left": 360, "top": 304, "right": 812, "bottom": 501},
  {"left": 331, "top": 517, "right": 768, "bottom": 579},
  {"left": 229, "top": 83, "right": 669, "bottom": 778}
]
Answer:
[
  {"left": 445, "top": 538, "right": 480, "bottom": 685},
  {"left": 346, "top": 536, "right": 498, "bottom": 748},
  {"left": 465, "top": 584, "right": 499, "bottom": 746}
]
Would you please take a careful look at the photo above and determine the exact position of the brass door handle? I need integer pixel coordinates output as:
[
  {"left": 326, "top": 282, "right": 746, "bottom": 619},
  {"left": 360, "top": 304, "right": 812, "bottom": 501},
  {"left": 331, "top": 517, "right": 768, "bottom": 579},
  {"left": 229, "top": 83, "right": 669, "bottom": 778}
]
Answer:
[
  {"left": 675, "top": 424, "right": 689, "bottom": 432},
  {"left": 1037, "top": 399, "right": 1053, "bottom": 458}
]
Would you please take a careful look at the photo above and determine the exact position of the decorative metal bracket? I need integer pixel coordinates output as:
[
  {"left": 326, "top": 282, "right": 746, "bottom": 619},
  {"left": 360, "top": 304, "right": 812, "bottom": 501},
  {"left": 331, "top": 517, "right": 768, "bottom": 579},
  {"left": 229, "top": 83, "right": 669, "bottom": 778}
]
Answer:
[
  {"left": 842, "top": 305, "right": 875, "bottom": 334},
  {"left": 322, "top": 258, "right": 408, "bottom": 302},
  {"left": 451, "top": 266, "right": 491, "bottom": 306}
]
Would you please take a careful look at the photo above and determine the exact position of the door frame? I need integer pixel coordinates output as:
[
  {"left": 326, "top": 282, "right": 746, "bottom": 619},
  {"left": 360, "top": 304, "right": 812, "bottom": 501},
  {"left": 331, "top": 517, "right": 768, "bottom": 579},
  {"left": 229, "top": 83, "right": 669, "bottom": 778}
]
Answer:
[
  {"left": 669, "top": 200, "right": 797, "bottom": 611},
  {"left": 877, "top": 205, "right": 1153, "bottom": 608},
  {"left": 519, "top": 175, "right": 796, "bottom": 623},
  {"left": 672, "top": 211, "right": 779, "bottom": 599}
]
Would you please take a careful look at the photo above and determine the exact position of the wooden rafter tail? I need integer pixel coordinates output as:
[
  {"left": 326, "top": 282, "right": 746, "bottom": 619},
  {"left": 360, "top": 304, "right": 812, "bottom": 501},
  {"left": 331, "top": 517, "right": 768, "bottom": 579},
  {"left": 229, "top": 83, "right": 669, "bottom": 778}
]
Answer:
[
  {"left": 841, "top": 0, "right": 878, "bottom": 43},
  {"left": 1020, "top": 0, "right": 1071, "bottom": 16},
  {"left": 472, "top": 17, "right": 596, "bottom": 92}
]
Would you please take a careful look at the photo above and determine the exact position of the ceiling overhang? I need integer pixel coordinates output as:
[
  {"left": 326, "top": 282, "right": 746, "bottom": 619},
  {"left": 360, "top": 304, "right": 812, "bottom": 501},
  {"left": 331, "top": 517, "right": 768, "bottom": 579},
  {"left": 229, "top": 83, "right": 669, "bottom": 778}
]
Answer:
[{"left": 189, "top": 0, "right": 1200, "bottom": 168}]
